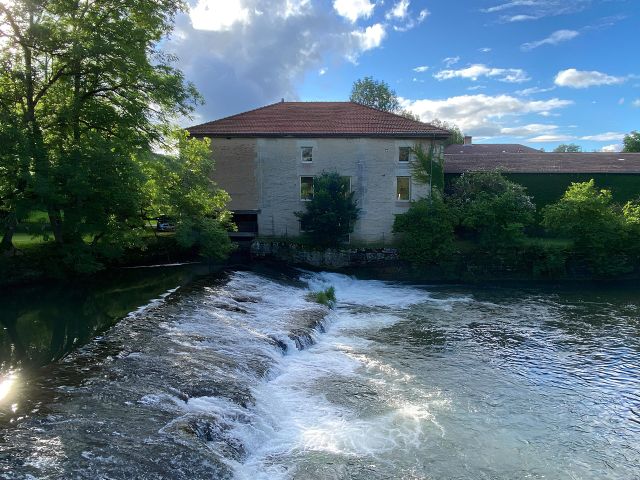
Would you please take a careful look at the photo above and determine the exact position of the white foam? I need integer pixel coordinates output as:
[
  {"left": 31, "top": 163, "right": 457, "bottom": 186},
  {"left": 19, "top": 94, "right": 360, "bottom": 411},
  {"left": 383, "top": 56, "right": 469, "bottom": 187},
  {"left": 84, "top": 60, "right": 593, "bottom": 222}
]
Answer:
[{"left": 226, "top": 272, "right": 454, "bottom": 479}]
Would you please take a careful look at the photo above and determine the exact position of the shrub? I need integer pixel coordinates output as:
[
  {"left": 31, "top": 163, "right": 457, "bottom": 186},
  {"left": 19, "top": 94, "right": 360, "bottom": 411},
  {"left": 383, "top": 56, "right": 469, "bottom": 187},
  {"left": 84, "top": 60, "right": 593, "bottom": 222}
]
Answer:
[
  {"left": 307, "top": 286, "right": 336, "bottom": 308},
  {"left": 393, "top": 194, "right": 456, "bottom": 265},
  {"left": 449, "top": 171, "right": 535, "bottom": 249},
  {"left": 295, "top": 172, "right": 360, "bottom": 247},
  {"left": 542, "top": 180, "right": 631, "bottom": 277}
]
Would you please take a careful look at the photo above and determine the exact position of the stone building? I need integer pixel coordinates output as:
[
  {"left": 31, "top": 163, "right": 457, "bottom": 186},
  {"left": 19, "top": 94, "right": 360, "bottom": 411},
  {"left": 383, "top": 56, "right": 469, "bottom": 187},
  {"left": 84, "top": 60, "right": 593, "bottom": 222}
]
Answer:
[{"left": 187, "top": 101, "right": 450, "bottom": 243}]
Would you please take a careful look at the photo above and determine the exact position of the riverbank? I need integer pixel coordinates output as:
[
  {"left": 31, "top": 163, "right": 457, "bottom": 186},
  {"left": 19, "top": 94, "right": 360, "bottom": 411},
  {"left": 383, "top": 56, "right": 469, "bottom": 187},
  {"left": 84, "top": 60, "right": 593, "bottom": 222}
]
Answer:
[
  {"left": 4, "top": 235, "right": 640, "bottom": 290},
  {"left": 250, "top": 238, "right": 640, "bottom": 284}
]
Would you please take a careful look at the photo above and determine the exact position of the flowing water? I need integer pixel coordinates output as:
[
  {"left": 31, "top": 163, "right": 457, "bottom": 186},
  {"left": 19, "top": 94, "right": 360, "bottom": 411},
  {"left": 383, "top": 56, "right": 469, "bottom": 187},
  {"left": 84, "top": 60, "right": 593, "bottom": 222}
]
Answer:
[{"left": 0, "top": 267, "right": 639, "bottom": 479}]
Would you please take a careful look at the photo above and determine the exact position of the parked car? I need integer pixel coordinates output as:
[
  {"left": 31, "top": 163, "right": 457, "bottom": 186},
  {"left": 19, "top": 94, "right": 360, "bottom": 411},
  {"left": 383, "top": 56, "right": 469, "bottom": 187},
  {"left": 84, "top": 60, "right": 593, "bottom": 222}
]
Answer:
[{"left": 156, "top": 215, "right": 176, "bottom": 232}]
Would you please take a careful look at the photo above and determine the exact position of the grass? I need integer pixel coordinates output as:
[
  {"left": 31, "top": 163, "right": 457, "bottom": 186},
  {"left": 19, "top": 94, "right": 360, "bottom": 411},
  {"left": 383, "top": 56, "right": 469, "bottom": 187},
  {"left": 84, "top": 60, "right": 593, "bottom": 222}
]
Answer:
[{"left": 306, "top": 286, "right": 336, "bottom": 308}]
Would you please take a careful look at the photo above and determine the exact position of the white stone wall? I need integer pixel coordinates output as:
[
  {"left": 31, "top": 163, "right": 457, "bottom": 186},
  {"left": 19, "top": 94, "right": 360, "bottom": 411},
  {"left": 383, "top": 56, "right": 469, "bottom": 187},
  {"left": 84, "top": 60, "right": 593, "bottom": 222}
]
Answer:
[
  {"left": 207, "top": 136, "right": 443, "bottom": 243},
  {"left": 254, "top": 137, "right": 441, "bottom": 244}
]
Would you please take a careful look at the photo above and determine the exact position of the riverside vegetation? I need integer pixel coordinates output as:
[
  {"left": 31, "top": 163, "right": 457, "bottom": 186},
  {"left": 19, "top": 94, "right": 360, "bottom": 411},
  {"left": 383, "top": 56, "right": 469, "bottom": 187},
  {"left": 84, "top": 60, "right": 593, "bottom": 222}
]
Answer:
[
  {"left": 393, "top": 172, "right": 640, "bottom": 280},
  {"left": 0, "top": 0, "right": 233, "bottom": 285}
]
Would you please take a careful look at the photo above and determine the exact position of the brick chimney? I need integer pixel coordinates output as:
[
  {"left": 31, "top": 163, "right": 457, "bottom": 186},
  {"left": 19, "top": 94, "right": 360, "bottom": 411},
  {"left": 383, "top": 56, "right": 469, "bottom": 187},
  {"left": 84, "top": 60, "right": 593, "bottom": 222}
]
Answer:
[{"left": 463, "top": 135, "right": 472, "bottom": 146}]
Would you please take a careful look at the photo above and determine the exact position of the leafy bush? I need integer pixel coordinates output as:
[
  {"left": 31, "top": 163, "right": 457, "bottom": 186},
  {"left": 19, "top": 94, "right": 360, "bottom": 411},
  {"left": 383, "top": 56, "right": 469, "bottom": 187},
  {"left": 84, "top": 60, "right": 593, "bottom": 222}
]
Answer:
[
  {"left": 393, "top": 194, "right": 456, "bottom": 265},
  {"left": 449, "top": 171, "right": 535, "bottom": 249},
  {"left": 307, "top": 286, "right": 336, "bottom": 308},
  {"left": 542, "top": 180, "right": 632, "bottom": 277},
  {"left": 295, "top": 172, "right": 360, "bottom": 247}
]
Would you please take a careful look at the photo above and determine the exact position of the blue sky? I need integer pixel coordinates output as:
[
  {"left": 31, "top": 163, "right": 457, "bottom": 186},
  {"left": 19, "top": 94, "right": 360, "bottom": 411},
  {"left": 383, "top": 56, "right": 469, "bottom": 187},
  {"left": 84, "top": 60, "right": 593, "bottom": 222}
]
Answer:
[{"left": 169, "top": 0, "right": 638, "bottom": 151}]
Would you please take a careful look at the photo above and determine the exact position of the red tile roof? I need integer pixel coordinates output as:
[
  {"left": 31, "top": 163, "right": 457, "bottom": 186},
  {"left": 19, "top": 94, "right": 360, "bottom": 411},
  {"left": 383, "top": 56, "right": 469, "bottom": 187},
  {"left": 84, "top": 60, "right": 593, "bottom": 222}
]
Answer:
[
  {"left": 444, "top": 152, "right": 640, "bottom": 174},
  {"left": 187, "top": 101, "right": 451, "bottom": 138}
]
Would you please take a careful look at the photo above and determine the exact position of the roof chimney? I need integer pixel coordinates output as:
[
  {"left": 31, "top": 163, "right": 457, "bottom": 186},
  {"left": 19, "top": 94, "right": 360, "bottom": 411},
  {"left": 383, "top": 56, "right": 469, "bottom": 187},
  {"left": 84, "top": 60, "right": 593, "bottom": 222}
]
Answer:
[{"left": 463, "top": 135, "right": 472, "bottom": 146}]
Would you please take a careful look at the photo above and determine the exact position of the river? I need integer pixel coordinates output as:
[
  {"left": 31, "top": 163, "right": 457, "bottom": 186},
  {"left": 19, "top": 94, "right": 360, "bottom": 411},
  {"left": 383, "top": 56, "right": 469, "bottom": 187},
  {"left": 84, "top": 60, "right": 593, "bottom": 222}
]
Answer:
[{"left": 0, "top": 266, "right": 639, "bottom": 479}]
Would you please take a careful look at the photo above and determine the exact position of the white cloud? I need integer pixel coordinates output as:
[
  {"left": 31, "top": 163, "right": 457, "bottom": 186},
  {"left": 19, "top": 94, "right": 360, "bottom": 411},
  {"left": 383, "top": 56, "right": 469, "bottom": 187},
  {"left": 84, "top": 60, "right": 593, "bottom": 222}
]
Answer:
[
  {"left": 190, "top": 0, "right": 251, "bottom": 31},
  {"left": 580, "top": 132, "right": 624, "bottom": 142},
  {"left": 481, "top": 1, "right": 541, "bottom": 14},
  {"left": 443, "top": 56, "right": 460, "bottom": 67},
  {"left": 399, "top": 94, "right": 572, "bottom": 137},
  {"left": 434, "top": 64, "right": 530, "bottom": 83},
  {"left": 505, "top": 14, "right": 539, "bottom": 22},
  {"left": 171, "top": 0, "right": 393, "bottom": 123},
  {"left": 482, "top": 0, "right": 591, "bottom": 22},
  {"left": 319, "top": 67, "right": 327, "bottom": 75},
  {"left": 516, "top": 86, "right": 556, "bottom": 95},
  {"left": 521, "top": 29, "right": 579, "bottom": 51},
  {"left": 633, "top": 99, "right": 640, "bottom": 108},
  {"left": 386, "top": 0, "right": 410, "bottom": 20},
  {"left": 501, "top": 123, "right": 559, "bottom": 136},
  {"left": 618, "top": 97, "right": 625, "bottom": 105},
  {"left": 479, "top": 47, "right": 492, "bottom": 53},
  {"left": 389, "top": 4, "right": 429, "bottom": 32},
  {"left": 528, "top": 134, "right": 576, "bottom": 142},
  {"left": 333, "top": 0, "right": 375, "bottom": 23},
  {"left": 350, "top": 23, "right": 386, "bottom": 53},
  {"left": 413, "top": 65, "right": 429, "bottom": 72},
  {"left": 554, "top": 68, "right": 627, "bottom": 88},
  {"left": 601, "top": 144, "right": 622, "bottom": 152}
]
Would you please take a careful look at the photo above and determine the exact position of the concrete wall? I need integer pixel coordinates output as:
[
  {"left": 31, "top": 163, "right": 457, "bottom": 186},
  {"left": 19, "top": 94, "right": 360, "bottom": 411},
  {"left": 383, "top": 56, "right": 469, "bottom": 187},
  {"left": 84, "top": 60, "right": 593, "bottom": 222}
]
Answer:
[
  {"left": 209, "top": 138, "right": 259, "bottom": 211},
  {"left": 210, "top": 136, "right": 442, "bottom": 243}
]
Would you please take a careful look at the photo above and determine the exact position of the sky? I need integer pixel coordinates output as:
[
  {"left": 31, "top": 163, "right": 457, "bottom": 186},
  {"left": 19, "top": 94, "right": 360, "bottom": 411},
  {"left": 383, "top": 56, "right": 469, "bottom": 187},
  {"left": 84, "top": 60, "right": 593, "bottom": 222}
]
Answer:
[{"left": 166, "top": 0, "right": 639, "bottom": 151}]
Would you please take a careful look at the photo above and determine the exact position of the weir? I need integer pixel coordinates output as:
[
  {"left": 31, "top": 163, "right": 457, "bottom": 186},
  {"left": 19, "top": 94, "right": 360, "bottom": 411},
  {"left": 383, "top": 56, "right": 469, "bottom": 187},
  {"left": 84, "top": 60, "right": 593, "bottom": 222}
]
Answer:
[{"left": 1, "top": 269, "right": 639, "bottom": 479}]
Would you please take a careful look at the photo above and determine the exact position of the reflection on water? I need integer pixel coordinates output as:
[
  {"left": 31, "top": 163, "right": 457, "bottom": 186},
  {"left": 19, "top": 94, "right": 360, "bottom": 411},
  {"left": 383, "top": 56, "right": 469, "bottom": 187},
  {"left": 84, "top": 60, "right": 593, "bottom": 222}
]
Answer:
[
  {"left": 0, "top": 269, "right": 638, "bottom": 479},
  {"left": 0, "top": 264, "right": 211, "bottom": 420},
  {"left": 0, "top": 265, "right": 208, "bottom": 370}
]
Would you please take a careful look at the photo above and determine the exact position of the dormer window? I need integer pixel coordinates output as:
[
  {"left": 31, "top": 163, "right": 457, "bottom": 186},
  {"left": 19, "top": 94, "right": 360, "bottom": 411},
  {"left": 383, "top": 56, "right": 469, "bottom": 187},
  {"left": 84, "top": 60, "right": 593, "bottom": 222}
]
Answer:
[
  {"left": 399, "top": 146, "right": 411, "bottom": 162},
  {"left": 301, "top": 146, "right": 313, "bottom": 162}
]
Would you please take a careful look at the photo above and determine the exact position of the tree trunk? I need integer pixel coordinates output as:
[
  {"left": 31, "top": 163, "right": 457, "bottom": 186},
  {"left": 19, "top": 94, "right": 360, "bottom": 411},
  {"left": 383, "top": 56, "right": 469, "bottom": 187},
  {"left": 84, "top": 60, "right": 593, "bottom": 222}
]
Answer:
[
  {"left": 1, "top": 214, "right": 17, "bottom": 253},
  {"left": 47, "top": 208, "right": 64, "bottom": 244}
]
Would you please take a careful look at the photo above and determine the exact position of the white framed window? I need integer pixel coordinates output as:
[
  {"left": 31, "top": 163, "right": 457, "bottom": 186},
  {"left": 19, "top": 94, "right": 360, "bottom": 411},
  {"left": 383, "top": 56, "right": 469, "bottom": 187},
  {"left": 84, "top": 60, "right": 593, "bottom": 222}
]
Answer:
[
  {"left": 301, "top": 146, "right": 313, "bottom": 162},
  {"left": 300, "top": 176, "right": 314, "bottom": 200},
  {"left": 396, "top": 176, "right": 411, "bottom": 201},
  {"left": 398, "top": 146, "right": 411, "bottom": 162}
]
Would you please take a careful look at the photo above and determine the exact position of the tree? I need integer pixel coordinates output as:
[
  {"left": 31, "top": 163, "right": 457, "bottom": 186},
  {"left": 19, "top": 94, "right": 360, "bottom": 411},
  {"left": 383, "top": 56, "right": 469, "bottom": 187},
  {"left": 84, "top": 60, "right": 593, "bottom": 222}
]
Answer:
[
  {"left": 0, "top": 0, "right": 233, "bottom": 269},
  {"left": 449, "top": 171, "right": 535, "bottom": 249},
  {"left": 143, "top": 132, "right": 234, "bottom": 262},
  {"left": 350, "top": 77, "right": 400, "bottom": 113},
  {"left": 542, "top": 180, "right": 631, "bottom": 276},
  {"left": 553, "top": 144, "right": 582, "bottom": 153},
  {"left": 295, "top": 172, "right": 360, "bottom": 247},
  {"left": 410, "top": 143, "right": 445, "bottom": 193},
  {"left": 429, "top": 119, "right": 464, "bottom": 146},
  {"left": 622, "top": 131, "right": 640, "bottom": 152},
  {"left": 393, "top": 194, "right": 456, "bottom": 265}
]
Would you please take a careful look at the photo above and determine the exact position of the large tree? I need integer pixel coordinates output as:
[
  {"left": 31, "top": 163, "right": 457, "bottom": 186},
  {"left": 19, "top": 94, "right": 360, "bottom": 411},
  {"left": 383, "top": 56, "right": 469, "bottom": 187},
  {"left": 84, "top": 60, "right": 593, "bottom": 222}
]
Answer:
[
  {"left": 0, "top": 0, "right": 230, "bottom": 268},
  {"left": 622, "top": 131, "right": 640, "bottom": 152},
  {"left": 350, "top": 77, "right": 400, "bottom": 113}
]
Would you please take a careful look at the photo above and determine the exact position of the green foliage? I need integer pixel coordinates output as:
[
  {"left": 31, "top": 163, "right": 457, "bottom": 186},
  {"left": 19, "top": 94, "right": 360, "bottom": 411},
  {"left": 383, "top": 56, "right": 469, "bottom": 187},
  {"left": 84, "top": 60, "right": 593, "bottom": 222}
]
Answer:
[
  {"left": 0, "top": 0, "right": 232, "bottom": 270},
  {"left": 450, "top": 171, "right": 535, "bottom": 249},
  {"left": 410, "top": 143, "right": 445, "bottom": 192},
  {"left": 143, "top": 132, "right": 234, "bottom": 261},
  {"left": 349, "top": 77, "right": 400, "bottom": 113},
  {"left": 553, "top": 143, "right": 582, "bottom": 153},
  {"left": 399, "top": 110, "right": 420, "bottom": 121},
  {"left": 428, "top": 119, "right": 464, "bottom": 146},
  {"left": 306, "top": 286, "right": 336, "bottom": 308},
  {"left": 622, "top": 131, "right": 640, "bottom": 152},
  {"left": 393, "top": 194, "right": 456, "bottom": 265},
  {"left": 542, "top": 180, "right": 632, "bottom": 277},
  {"left": 295, "top": 172, "right": 360, "bottom": 247}
]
